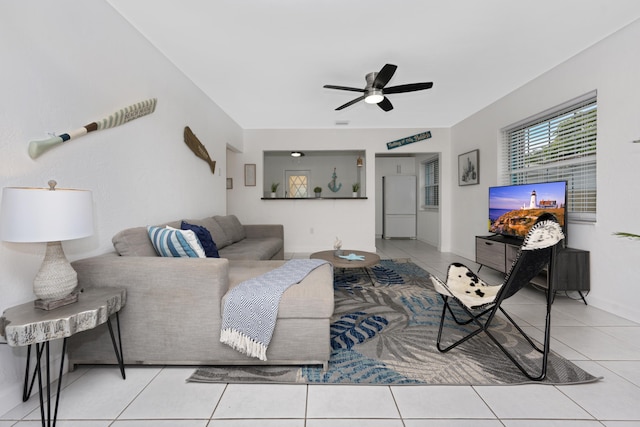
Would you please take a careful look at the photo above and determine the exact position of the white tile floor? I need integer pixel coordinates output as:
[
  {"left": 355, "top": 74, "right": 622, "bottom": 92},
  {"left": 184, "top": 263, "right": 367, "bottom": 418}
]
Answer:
[{"left": 2, "top": 239, "right": 640, "bottom": 427}]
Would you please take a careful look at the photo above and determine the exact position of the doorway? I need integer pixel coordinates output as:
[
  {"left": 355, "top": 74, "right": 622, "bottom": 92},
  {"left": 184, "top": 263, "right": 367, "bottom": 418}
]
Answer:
[{"left": 375, "top": 153, "right": 441, "bottom": 247}]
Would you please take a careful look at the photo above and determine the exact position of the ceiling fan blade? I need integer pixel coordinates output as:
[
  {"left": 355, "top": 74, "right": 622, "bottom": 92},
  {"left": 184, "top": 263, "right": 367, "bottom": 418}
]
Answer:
[
  {"left": 373, "top": 64, "right": 397, "bottom": 89},
  {"left": 335, "top": 95, "right": 365, "bottom": 110},
  {"left": 378, "top": 97, "right": 394, "bottom": 112},
  {"left": 384, "top": 82, "right": 433, "bottom": 94},
  {"left": 323, "top": 85, "right": 365, "bottom": 93}
]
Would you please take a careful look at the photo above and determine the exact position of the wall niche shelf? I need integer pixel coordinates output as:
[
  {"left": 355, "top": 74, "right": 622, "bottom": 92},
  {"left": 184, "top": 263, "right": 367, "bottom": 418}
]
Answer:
[
  {"left": 263, "top": 150, "right": 367, "bottom": 199},
  {"left": 475, "top": 234, "right": 590, "bottom": 304},
  {"left": 261, "top": 197, "right": 368, "bottom": 200}
]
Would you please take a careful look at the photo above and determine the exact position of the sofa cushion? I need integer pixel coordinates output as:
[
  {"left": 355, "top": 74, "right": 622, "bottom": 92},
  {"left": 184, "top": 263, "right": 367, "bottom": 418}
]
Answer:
[
  {"left": 112, "top": 226, "right": 158, "bottom": 257},
  {"left": 182, "top": 217, "right": 231, "bottom": 250},
  {"left": 181, "top": 221, "right": 220, "bottom": 258},
  {"left": 214, "top": 215, "right": 246, "bottom": 243},
  {"left": 218, "top": 238, "right": 283, "bottom": 260},
  {"left": 147, "top": 226, "right": 206, "bottom": 258}
]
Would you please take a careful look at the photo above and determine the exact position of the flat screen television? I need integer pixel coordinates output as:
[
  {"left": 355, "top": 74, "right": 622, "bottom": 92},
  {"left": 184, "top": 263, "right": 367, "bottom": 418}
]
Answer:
[{"left": 488, "top": 181, "right": 567, "bottom": 240}]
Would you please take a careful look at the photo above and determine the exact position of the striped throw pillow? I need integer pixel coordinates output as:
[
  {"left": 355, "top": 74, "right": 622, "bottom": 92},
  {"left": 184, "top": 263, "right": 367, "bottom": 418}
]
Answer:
[{"left": 147, "top": 226, "right": 205, "bottom": 258}]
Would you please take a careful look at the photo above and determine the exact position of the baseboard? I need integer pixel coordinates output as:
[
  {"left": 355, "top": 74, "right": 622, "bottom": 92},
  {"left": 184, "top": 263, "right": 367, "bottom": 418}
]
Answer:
[{"left": 583, "top": 294, "right": 640, "bottom": 324}]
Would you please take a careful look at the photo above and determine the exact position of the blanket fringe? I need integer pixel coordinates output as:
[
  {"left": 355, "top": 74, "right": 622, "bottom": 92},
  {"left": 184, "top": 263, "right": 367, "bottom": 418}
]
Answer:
[{"left": 220, "top": 328, "right": 268, "bottom": 361}]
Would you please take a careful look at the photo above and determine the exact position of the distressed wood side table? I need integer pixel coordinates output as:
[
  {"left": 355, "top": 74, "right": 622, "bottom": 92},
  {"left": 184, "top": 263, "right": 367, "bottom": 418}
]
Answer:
[{"left": 0, "top": 287, "right": 126, "bottom": 426}]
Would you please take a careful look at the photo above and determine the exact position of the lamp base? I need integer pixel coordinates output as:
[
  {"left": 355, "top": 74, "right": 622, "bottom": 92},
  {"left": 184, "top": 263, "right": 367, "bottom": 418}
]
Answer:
[
  {"left": 33, "top": 241, "right": 79, "bottom": 303},
  {"left": 34, "top": 290, "right": 79, "bottom": 310}
]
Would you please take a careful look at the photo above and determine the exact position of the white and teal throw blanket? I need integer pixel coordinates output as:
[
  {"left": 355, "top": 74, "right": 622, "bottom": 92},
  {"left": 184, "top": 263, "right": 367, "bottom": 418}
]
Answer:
[{"left": 220, "top": 259, "right": 330, "bottom": 361}]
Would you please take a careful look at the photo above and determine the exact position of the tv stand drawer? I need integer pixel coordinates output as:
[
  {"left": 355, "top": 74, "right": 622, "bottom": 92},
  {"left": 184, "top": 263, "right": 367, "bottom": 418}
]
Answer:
[
  {"left": 475, "top": 237, "right": 506, "bottom": 272},
  {"left": 475, "top": 235, "right": 590, "bottom": 301}
]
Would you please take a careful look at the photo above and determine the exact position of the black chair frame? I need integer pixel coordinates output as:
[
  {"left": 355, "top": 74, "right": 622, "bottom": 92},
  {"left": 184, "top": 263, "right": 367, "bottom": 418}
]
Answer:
[{"left": 436, "top": 239, "right": 560, "bottom": 381}]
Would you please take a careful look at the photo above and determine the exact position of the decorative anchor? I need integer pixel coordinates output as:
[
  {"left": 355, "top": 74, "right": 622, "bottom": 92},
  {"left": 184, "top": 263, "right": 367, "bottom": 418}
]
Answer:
[{"left": 328, "top": 167, "right": 342, "bottom": 193}]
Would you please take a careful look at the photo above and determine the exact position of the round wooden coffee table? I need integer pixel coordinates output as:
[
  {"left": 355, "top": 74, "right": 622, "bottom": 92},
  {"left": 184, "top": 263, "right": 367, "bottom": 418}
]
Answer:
[{"left": 310, "top": 250, "right": 380, "bottom": 284}]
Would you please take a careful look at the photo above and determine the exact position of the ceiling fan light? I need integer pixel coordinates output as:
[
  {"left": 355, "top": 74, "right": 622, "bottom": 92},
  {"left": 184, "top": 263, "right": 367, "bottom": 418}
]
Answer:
[{"left": 364, "top": 90, "right": 384, "bottom": 104}]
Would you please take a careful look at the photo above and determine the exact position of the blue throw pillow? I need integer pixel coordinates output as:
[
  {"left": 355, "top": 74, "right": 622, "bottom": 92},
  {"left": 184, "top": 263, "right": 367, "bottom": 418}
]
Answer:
[
  {"left": 147, "top": 226, "right": 205, "bottom": 258},
  {"left": 181, "top": 221, "right": 220, "bottom": 258}
]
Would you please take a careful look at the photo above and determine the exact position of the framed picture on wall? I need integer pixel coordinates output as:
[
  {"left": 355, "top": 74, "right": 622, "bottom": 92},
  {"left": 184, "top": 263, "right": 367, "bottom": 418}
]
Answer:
[
  {"left": 226, "top": 178, "right": 233, "bottom": 190},
  {"left": 244, "top": 164, "right": 256, "bottom": 187},
  {"left": 458, "top": 149, "right": 479, "bottom": 186}
]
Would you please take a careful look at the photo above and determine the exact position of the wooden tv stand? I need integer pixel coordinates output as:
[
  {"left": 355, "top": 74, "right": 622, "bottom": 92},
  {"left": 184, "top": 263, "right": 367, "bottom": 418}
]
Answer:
[{"left": 475, "top": 234, "right": 590, "bottom": 304}]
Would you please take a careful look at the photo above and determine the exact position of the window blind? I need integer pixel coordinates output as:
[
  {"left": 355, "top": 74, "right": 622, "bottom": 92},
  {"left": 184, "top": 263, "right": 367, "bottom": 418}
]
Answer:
[{"left": 502, "top": 93, "right": 597, "bottom": 221}]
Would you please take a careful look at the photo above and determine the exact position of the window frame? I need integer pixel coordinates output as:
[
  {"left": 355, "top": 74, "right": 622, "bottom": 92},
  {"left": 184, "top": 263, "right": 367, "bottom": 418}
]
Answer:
[
  {"left": 501, "top": 92, "right": 597, "bottom": 222},
  {"left": 421, "top": 156, "right": 439, "bottom": 210},
  {"left": 285, "top": 170, "right": 310, "bottom": 198}
]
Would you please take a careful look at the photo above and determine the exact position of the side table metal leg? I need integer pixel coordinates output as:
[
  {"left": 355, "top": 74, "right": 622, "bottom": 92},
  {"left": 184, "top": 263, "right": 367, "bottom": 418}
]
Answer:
[
  {"left": 52, "top": 338, "right": 67, "bottom": 425},
  {"left": 23, "top": 344, "right": 45, "bottom": 402},
  {"left": 22, "top": 345, "right": 31, "bottom": 402},
  {"left": 46, "top": 341, "right": 51, "bottom": 427},
  {"left": 34, "top": 339, "right": 67, "bottom": 427},
  {"left": 35, "top": 343, "right": 45, "bottom": 426},
  {"left": 107, "top": 313, "right": 126, "bottom": 379}
]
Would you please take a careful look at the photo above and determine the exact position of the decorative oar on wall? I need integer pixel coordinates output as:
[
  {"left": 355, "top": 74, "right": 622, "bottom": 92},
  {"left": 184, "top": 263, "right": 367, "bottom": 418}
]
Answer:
[
  {"left": 183, "top": 126, "right": 216, "bottom": 174},
  {"left": 28, "top": 98, "right": 158, "bottom": 159}
]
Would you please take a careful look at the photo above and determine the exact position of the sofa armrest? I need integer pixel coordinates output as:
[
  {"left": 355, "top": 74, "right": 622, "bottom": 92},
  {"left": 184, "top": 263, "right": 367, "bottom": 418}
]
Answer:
[
  {"left": 243, "top": 224, "right": 284, "bottom": 240},
  {"left": 71, "top": 253, "right": 230, "bottom": 318}
]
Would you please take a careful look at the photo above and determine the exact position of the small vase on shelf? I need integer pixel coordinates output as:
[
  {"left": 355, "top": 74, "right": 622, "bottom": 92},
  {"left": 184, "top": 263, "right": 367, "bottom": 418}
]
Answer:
[
  {"left": 352, "top": 183, "right": 360, "bottom": 198},
  {"left": 270, "top": 182, "right": 280, "bottom": 198}
]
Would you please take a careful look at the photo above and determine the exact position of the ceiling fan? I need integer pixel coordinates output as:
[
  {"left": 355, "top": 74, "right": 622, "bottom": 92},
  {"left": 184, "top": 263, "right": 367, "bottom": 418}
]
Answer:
[{"left": 323, "top": 64, "right": 433, "bottom": 112}]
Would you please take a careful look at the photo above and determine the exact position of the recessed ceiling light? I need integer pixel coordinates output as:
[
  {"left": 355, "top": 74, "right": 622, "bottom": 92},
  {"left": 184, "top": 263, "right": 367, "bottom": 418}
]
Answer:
[{"left": 290, "top": 151, "right": 304, "bottom": 157}]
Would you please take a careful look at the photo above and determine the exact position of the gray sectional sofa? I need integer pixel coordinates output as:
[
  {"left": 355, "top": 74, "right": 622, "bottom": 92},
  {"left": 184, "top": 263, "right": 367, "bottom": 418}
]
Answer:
[{"left": 67, "top": 215, "right": 334, "bottom": 370}]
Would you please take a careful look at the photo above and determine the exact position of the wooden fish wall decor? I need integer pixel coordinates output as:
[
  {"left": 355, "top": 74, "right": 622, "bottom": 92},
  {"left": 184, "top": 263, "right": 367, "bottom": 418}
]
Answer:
[{"left": 184, "top": 126, "right": 216, "bottom": 174}]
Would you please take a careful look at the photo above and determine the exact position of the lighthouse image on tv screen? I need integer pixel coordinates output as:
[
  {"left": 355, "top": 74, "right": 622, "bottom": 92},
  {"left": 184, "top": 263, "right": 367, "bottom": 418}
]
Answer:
[{"left": 488, "top": 181, "right": 566, "bottom": 239}]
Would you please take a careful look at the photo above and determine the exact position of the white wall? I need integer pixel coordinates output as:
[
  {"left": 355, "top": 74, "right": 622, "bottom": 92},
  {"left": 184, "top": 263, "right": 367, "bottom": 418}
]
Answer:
[
  {"left": 227, "top": 128, "right": 452, "bottom": 254},
  {"left": 450, "top": 19, "right": 640, "bottom": 323},
  {"left": 0, "top": 1, "right": 241, "bottom": 413}
]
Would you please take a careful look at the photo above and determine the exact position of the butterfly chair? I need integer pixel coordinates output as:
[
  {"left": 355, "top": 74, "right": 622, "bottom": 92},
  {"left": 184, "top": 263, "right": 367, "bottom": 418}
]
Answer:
[{"left": 431, "top": 213, "right": 564, "bottom": 381}]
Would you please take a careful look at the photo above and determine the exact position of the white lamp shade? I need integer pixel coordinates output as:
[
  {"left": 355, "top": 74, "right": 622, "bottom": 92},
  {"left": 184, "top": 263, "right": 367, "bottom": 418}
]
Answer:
[{"left": 1, "top": 186, "right": 94, "bottom": 243}]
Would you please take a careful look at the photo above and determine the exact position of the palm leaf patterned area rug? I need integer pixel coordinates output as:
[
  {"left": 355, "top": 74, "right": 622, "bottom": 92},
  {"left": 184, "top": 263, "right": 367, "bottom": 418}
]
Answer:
[{"left": 188, "top": 259, "right": 598, "bottom": 385}]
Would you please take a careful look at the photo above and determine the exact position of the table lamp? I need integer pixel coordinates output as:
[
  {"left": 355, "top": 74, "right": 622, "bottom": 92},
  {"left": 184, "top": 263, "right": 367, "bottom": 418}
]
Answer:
[{"left": 0, "top": 180, "right": 93, "bottom": 309}]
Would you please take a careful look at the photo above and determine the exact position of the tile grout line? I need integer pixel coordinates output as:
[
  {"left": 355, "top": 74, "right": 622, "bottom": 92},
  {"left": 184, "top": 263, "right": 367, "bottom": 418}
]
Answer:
[
  {"left": 112, "top": 366, "right": 164, "bottom": 423},
  {"left": 388, "top": 385, "right": 408, "bottom": 426}
]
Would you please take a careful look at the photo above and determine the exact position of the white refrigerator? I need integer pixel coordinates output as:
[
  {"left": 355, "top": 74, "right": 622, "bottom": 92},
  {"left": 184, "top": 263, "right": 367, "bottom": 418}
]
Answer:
[{"left": 382, "top": 175, "right": 417, "bottom": 239}]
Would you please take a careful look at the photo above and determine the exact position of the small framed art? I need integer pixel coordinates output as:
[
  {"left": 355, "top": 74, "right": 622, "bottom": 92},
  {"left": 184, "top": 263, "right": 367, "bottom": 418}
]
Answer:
[
  {"left": 458, "top": 149, "right": 479, "bottom": 186},
  {"left": 244, "top": 164, "right": 256, "bottom": 187},
  {"left": 226, "top": 178, "right": 233, "bottom": 190}
]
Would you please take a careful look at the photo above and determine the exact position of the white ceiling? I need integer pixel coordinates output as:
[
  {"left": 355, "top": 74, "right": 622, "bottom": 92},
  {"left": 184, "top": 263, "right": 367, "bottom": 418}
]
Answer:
[{"left": 107, "top": 0, "right": 640, "bottom": 129}]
